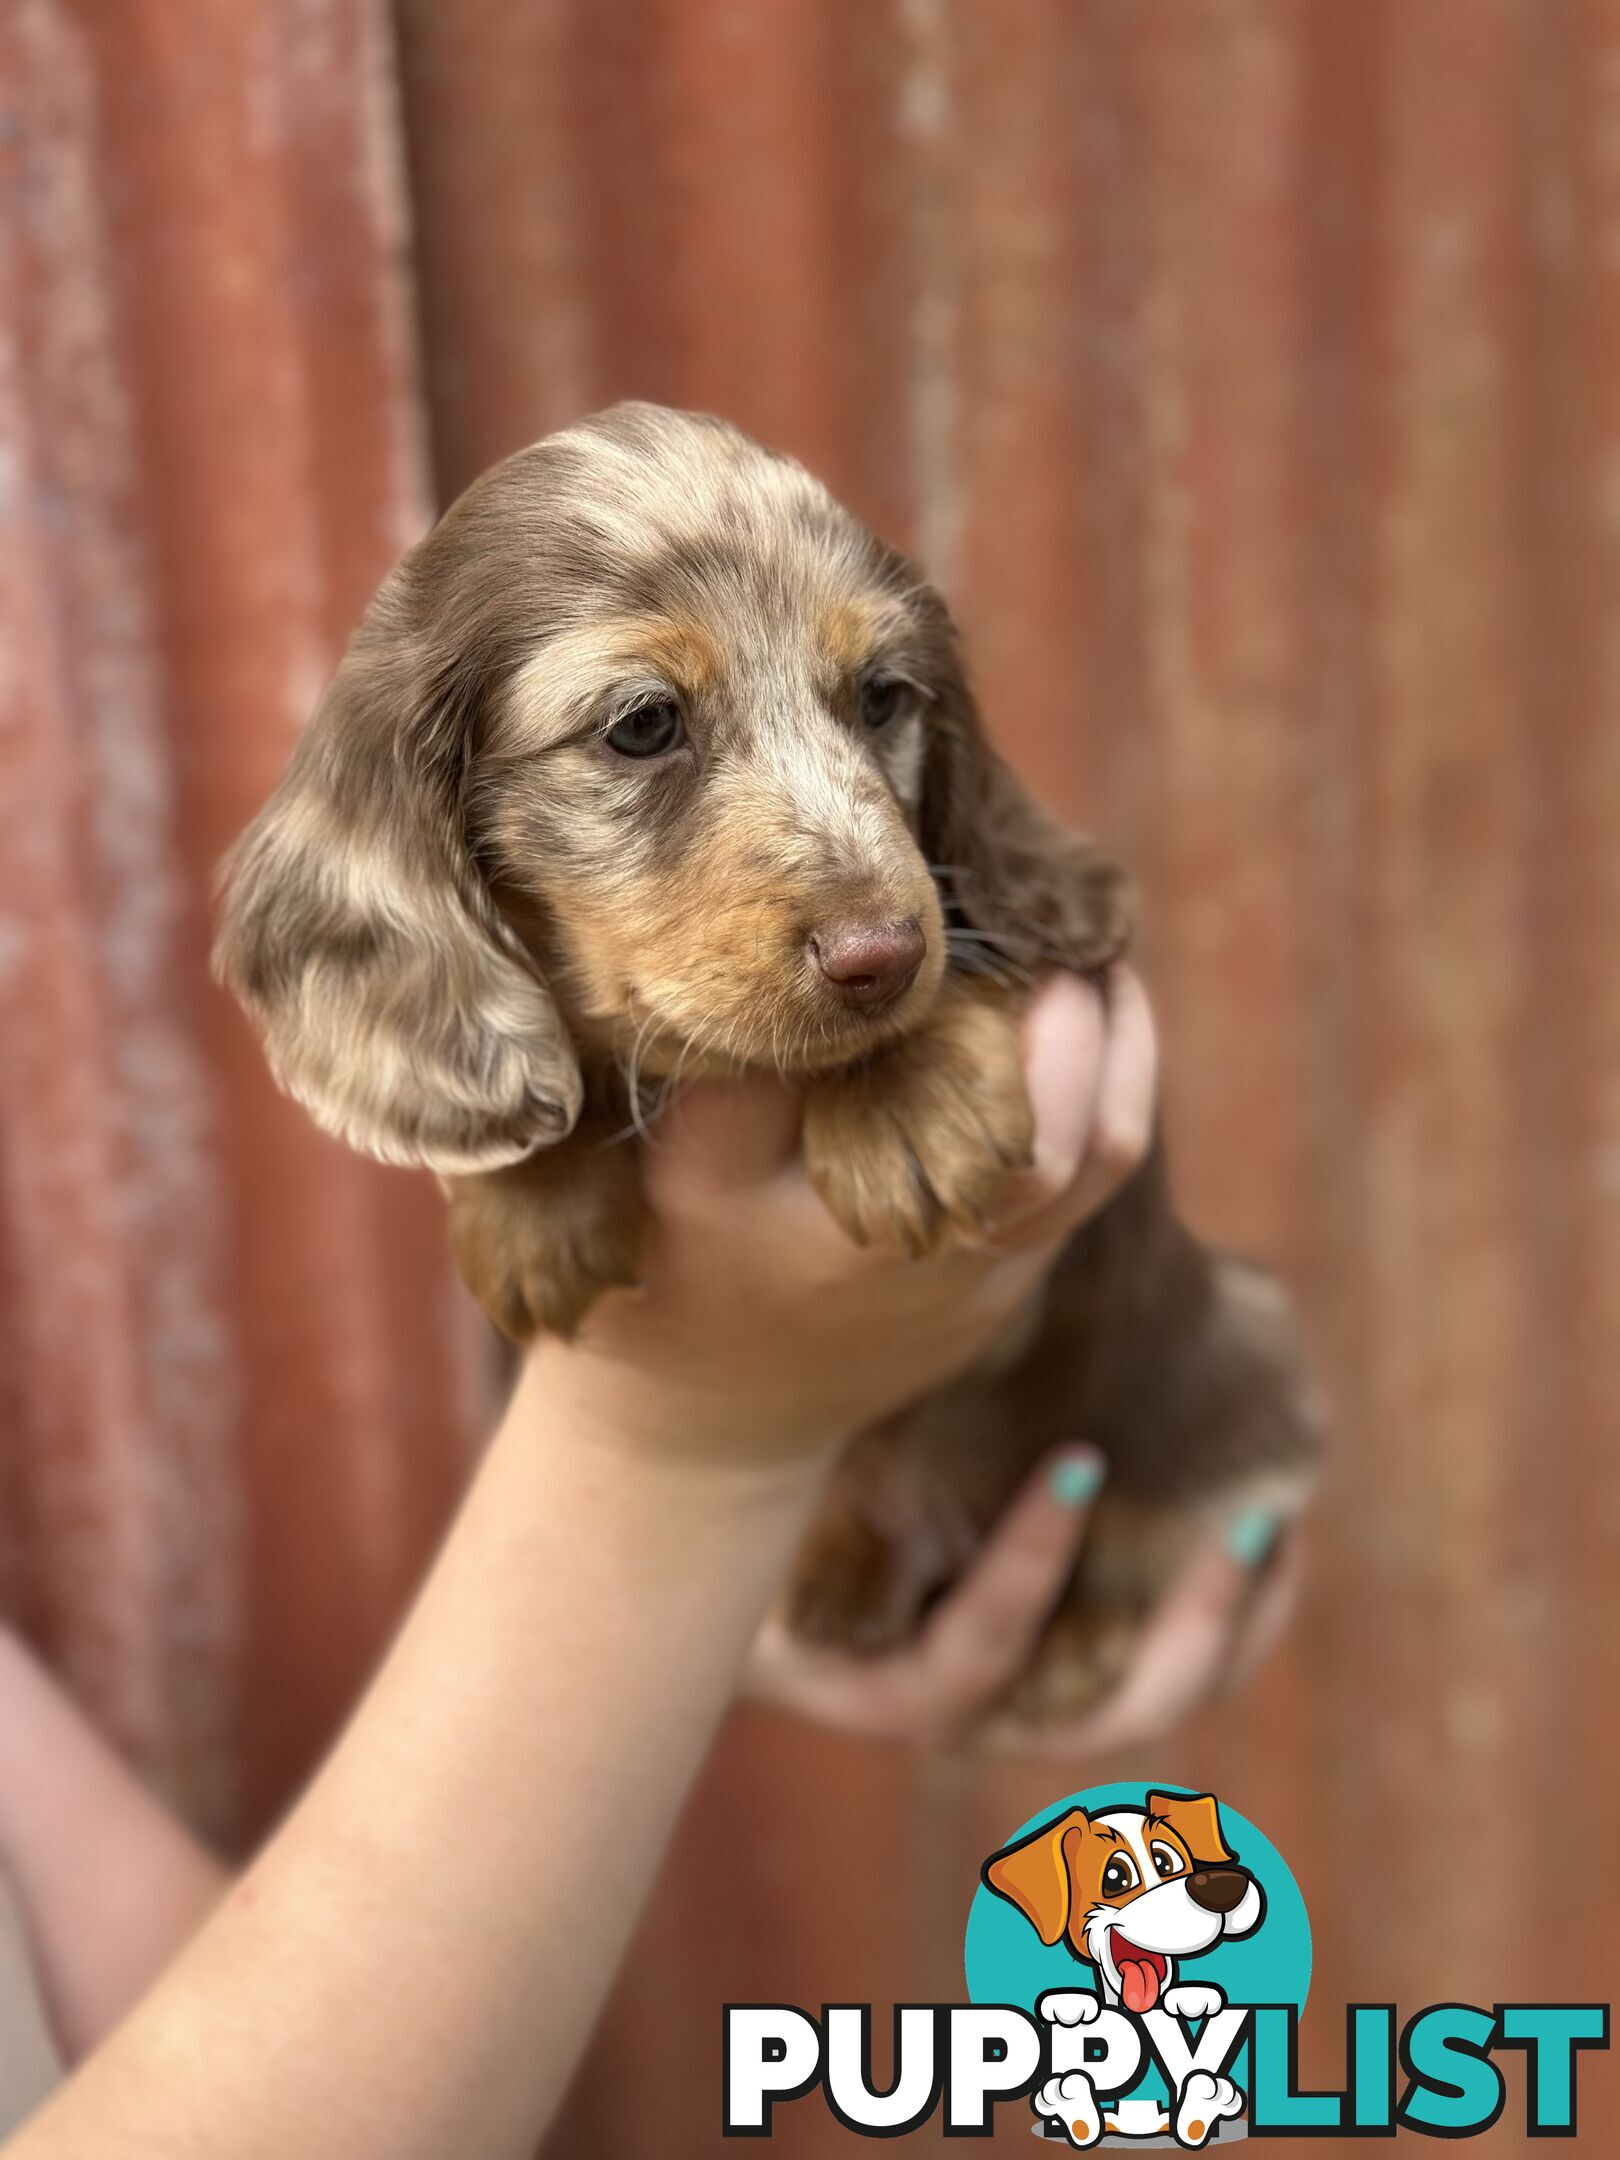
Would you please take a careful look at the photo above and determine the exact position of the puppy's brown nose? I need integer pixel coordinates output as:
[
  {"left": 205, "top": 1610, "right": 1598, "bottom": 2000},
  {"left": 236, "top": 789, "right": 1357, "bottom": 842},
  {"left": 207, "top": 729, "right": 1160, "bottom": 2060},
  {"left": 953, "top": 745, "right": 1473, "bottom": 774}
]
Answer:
[
  {"left": 809, "top": 917, "right": 925, "bottom": 1012},
  {"left": 1186, "top": 1868, "right": 1250, "bottom": 1915}
]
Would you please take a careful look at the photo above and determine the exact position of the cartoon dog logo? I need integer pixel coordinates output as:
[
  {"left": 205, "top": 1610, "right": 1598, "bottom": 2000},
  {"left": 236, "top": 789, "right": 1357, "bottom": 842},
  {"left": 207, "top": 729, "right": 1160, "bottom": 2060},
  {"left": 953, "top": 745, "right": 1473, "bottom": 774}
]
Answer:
[{"left": 983, "top": 1789, "right": 1266, "bottom": 2147}]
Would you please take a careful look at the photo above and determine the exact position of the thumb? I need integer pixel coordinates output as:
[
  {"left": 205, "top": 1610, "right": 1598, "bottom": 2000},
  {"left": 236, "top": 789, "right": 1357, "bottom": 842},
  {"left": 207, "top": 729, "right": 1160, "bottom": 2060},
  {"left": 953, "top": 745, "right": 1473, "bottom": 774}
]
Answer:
[{"left": 649, "top": 1072, "right": 806, "bottom": 1203}]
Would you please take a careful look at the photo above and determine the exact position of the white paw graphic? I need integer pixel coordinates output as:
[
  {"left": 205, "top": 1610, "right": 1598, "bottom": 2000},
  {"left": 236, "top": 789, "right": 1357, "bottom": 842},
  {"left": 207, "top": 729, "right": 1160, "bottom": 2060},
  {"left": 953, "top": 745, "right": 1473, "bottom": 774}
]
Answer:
[
  {"left": 1174, "top": 2069, "right": 1243, "bottom": 2148},
  {"left": 1162, "top": 1982, "right": 1226, "bottom": 2022},
  {"left": 1038, "top": 1989, "right": 1102, "bottom": 2027},
  {"left": 1035, "top": 2071, "right": 1102, "bottom": 2148}
]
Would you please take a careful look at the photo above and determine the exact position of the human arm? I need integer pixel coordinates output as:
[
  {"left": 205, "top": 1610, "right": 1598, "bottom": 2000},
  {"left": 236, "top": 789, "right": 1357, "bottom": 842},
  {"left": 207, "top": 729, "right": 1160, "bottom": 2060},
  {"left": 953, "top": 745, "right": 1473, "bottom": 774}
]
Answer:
[
  {"left": 11, "top": 971, "right": 1139, "bottom": 2160},
  {"left": 0, "top": 1631, "right": 225, "bottom": 2061}
]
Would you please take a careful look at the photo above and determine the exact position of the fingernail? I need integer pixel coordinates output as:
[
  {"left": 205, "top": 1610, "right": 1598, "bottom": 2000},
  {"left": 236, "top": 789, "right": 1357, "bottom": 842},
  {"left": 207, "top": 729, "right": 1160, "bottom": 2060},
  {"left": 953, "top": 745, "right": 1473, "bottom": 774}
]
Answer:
[
  {"left": 1226, "top": 1505, "right": 1282, "bottom": 1568},
  {"left": 1049, "top": 1451, "right": 1106, "bottom": 1508}
]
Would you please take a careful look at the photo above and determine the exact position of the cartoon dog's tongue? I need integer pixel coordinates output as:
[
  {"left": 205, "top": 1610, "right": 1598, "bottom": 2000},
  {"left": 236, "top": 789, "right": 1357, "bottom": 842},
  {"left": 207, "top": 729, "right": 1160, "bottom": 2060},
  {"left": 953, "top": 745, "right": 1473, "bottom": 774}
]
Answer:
[{"left": 1112, "top": 1937, "right": 1164, "bottom": 2013}]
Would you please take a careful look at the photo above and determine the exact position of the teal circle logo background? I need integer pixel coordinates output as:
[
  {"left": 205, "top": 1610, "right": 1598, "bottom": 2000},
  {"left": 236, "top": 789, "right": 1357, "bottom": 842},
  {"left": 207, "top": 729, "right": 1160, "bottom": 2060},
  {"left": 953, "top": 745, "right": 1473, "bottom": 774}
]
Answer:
[{"left": 964, "top": 1782, "right": 1311, "bottom": 2106}]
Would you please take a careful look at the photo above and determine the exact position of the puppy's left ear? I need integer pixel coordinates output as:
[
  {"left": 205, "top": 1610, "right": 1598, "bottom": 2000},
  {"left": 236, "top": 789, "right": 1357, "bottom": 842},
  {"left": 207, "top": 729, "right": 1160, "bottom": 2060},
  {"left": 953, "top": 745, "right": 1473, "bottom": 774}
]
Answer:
[
  {"left": 919, "top": 660, "right": 1133, "bottom": 976},
  {"left": 982, "top": 1807, "right": 1091, "bottom": 1948},
  {"left": 1147, "top": 1791, "right": 1234, "bottom": 1870},
  {"left": 214, "top": 570, "right": 583, "bottom": 1174}
]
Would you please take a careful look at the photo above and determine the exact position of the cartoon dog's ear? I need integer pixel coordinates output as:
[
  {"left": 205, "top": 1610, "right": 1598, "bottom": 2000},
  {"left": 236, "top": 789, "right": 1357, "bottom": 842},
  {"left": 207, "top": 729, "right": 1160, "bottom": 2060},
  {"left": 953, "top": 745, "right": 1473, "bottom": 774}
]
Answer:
[
  {"left": 214, "top": 581, "right": 582, "bottom": 1174},
  {"left": 919, "top": 657, "right": 1134, "bottom": 977},
  {"left": 1147, "top": 1791, "right": 1234, "bottom": 1870},
  {"left": 981, "top": 1808, "right": 1091, "bottom": 1949}
]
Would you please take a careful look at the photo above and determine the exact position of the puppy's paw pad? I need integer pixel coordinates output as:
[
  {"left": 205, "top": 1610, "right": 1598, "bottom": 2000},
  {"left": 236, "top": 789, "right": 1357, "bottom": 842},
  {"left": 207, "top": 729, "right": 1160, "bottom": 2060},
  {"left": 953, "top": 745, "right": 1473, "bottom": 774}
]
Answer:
[
  {"left": 1175, "top": 2070, "right": 1243, "bottom": 2148},
  {"left": 1035, "top": 2073, "right": 1102, "bottom": 2149}
]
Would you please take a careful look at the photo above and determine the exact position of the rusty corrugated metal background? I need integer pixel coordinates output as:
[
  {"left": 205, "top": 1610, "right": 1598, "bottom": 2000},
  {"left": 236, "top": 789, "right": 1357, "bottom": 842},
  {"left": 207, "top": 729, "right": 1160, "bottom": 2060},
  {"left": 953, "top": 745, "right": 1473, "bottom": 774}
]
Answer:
[
  {"left": 5, "top": 1, "right": 1619, "bottom": 2151},
  {"left": 2, "top": 0, "right": 492, "bottom": 1839}
]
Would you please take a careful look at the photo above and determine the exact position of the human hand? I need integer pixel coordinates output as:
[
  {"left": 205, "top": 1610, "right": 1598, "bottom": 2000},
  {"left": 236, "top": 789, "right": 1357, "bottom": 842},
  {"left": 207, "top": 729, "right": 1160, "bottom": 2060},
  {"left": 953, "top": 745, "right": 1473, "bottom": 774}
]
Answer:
[
  {"left": 743, "top": 1447, "right": 1301, "bottom": 1750},
  {"left": 524, "top": 968, "right": 1157, "bottom": 1464}
]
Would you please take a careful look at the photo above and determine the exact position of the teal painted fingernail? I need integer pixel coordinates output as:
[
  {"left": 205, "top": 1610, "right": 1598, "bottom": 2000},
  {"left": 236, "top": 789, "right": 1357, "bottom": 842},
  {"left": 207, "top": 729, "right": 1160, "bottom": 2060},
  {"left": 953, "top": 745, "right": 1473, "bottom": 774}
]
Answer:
[
  {"left": 1227, "top": 1505, "right": 1282, "bottom": 1567},
  {"left": 1049, "top": 1453, "right": 1105, "bottom": 1508}
]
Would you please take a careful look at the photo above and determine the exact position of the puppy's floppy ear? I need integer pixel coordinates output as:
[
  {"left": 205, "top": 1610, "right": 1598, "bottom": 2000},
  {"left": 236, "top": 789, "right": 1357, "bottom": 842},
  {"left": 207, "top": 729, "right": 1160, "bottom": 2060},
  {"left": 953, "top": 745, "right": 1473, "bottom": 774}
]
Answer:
[
  {"left": 982, "top": 1807, "right": 1091, "bottom": 1949},
  {"left": 214, "top": 575, "right": 582, "bottom": 1174},
  {"left": 919, "top": 645, "right": 1133, "bottom": 976},
  {"left": 1146, "top": 1791, "right": 1234, "bottom": 1870}
]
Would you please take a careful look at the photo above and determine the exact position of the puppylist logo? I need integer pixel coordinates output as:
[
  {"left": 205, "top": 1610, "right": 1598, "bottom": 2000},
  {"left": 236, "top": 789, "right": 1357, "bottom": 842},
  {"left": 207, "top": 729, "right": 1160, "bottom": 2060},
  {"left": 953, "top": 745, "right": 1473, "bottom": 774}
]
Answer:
[{"left": 724, "top": 1782, "right": 1609, "bottom": 2145}]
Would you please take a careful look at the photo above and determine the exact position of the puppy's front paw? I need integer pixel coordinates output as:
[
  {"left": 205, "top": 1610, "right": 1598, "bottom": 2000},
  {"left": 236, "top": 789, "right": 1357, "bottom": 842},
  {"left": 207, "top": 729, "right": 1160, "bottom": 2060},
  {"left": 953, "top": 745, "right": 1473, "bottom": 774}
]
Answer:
[
  {"left": 1038, "top": 1990, "right": 1103, "bottom": 2027},
  {"left": 1163, "top": 1983, "right": 1226, "bottom": 2023},
  {"left": 1175, "top": 2070, "right": 1243, "bottom": 2148},
  {"left": 446, "top": 1140, "right": 643, "bottom": 1340},
  {"left": 1034, "top": 2072, "right": 1103, "bottom": 2149},
  {"left": 804, "top": 992, "right": 1032, "bottom": 1256}
]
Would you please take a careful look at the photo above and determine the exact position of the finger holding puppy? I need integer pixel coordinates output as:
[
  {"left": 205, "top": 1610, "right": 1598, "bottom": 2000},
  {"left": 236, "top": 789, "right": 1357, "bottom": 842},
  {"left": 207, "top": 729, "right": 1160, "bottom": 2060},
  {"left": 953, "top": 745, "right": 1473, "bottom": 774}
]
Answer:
[{"left": 991, "top": 966, "right": 1158, "bottom": 1254}]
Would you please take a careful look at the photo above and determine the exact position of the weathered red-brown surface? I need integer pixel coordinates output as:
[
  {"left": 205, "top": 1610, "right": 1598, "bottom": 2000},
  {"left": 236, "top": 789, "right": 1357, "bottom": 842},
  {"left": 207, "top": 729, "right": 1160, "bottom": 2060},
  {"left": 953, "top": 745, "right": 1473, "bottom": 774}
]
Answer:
[
  {"left": 4, "top": 1, "right": 1617, "bottom": 2151},
  {"left": 1, "top": 0, "right": 493, "bottom": 1841}
]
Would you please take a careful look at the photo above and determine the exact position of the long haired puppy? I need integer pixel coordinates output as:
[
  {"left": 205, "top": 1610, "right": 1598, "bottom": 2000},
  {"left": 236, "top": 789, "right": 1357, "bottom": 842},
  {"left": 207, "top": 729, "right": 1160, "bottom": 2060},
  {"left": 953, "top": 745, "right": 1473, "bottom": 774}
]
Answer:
[{"left": 216, "top": 404, "right": 1320, "bottom": 1715}]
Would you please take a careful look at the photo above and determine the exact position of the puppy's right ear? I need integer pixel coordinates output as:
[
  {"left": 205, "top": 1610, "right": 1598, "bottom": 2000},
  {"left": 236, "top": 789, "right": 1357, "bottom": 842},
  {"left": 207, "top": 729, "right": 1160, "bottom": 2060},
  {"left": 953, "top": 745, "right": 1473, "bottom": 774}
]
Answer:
[
  {"left": 916, "top": 619, "right": 1133, "bottom": 978},
  {"left": 981, "top": 1807, "right": 1090, "bottom": 1948},
  {"left": 1146, "top": 1791, "right": 1234, "bottom": 1871},
  {"left": 214, "top": 601, "right": 582, "bottom": 1174}
]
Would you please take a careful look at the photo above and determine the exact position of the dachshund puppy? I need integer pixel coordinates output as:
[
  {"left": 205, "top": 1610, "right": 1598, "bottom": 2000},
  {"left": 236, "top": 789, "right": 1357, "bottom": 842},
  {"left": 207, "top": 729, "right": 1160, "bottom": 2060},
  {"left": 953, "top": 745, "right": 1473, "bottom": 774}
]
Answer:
[{"left": 215, "top": 403, "right": 1320, "bottom": 1717}]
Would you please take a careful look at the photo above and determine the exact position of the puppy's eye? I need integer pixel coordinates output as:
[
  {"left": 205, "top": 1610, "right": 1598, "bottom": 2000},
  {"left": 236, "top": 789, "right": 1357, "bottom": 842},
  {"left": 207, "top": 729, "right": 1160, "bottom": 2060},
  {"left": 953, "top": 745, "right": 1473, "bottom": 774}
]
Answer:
[
  {"left": 1101, "top": 1856, "right": 1139, "bottom": 1897},
  {"left": 859, "top": 675, "right": 908, "bottom": 731},
  {"left": 606, "top": 699, "right": 684, "bottom": 758},
  {"left": 1150, "top": 1842, "right": 1184, "bottom": 1880}
]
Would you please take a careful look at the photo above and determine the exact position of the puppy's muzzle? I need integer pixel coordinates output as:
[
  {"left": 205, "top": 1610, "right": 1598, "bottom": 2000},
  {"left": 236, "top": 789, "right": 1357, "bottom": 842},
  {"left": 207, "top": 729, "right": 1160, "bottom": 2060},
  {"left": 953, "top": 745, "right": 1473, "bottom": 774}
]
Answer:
[
  {"left": 808, "top": 916, "right": 925, "bottom": 1014},
  {"left": 1186, "top": 1867, "right": 1252, "bottom": 1915}
]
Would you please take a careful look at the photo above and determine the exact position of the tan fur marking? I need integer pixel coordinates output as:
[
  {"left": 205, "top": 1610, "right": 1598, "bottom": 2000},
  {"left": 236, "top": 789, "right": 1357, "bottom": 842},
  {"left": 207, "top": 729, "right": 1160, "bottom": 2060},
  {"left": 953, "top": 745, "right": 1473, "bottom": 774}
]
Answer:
[
  {"left": 821, "top": 594, "right": 882, "bottom": 670},
  {"left": 643, "top": 614, "right": 724, "bottom": 696},
  {"left": 501, "top": 614, "right": 723, "bottom": 749}
]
